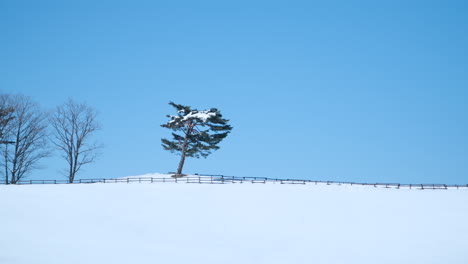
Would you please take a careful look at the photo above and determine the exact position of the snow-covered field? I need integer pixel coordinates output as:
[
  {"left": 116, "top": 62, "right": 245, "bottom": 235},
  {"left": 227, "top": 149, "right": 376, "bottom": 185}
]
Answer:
[{"left": 1, "top": 176, "right": 467, "bottom": 264}]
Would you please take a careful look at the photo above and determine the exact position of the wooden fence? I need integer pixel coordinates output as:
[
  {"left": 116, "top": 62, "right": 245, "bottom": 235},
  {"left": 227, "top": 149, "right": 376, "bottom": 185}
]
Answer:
[{"left": 2, "top": 174, "right": 467, "bottom": 190}]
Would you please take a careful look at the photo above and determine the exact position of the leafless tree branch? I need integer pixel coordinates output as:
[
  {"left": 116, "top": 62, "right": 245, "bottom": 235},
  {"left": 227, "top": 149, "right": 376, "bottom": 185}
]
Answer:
[
  {"left": 0, "top": 94, "right": 50, "bottom": 184},
  {"left": 50, "top": 98, "right": 102, "bottom": 183}
]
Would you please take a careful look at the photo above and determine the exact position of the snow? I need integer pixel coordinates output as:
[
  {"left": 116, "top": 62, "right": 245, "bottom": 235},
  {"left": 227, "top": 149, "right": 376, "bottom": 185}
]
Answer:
[
  {"left": 0, "top": 176, "right": 467, "bottom": 264},
  {"left": 120, "top": 172, "right": 171, "bottom": 179},
  {"left": 167, "top": 111, "right": 215, "bottom": 125},
  {"left": 183, "top": 110, "right": 216, "bottom": 122}
]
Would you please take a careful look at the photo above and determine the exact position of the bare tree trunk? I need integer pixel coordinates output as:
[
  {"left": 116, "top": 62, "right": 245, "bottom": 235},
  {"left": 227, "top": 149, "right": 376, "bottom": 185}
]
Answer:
[
  {"left": 3, "top": 144, "right": 8, "bottom": 184},
  {"left": 10, "top": 126, "right": 20, "bottom": 184},
  {"left": 70, "top": 150, "right": 79, "bottom": 183},
  {"left": 69, "top": 165, "right": 74, "bottom": 183}
]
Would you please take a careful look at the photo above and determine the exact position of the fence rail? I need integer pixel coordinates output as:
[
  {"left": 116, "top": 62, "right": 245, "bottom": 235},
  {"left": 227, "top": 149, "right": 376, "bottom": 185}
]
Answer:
[{"left": 2, "top": 174, "right": 467, "bottom": 190}]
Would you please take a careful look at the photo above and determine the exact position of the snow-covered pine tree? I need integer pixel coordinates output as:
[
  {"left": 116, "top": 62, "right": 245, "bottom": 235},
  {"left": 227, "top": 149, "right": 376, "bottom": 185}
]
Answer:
[{"left": 161, "top": 102, "right": 232, "bottom": 176}]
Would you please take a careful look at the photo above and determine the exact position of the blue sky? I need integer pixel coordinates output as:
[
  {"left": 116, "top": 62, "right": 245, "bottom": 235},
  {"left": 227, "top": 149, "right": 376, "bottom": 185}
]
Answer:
[{"left": 1, "top": 0, "right": 467, "bottom": 184}]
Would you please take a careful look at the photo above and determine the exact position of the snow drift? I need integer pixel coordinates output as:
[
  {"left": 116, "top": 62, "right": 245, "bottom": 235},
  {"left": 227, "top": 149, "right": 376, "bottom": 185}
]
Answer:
[{"left": 0, "top": 175, "right": 467, "bottom": 264}]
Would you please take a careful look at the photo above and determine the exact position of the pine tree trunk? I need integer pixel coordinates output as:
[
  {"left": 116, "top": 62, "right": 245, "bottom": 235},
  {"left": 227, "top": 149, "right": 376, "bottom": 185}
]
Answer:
[
  {"left": 176, "top": 122, "right": 193, "bottom": 176},
  {"left": 176, "top": 150, "right": 186, "bottom": 175}
]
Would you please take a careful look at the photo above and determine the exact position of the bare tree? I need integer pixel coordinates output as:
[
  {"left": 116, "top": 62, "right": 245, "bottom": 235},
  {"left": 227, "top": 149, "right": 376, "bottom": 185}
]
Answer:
[
  {"left": 0, "top": 95, "right": 15, "bottom": 184},
  {"left": 0, "top": 95, "right": 15, "bottom": 143},
  {"left": 0, "top": 94, "right": 50, "bottom": 184},
  {"left": 50, "top": 99, "right": 101, "bottom": 183}
]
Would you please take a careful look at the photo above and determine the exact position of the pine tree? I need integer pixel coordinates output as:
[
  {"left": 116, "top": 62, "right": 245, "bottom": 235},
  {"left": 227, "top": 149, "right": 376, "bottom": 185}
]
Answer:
[{"left": 161, "top": 102, "right": 232, "bottom": 176}]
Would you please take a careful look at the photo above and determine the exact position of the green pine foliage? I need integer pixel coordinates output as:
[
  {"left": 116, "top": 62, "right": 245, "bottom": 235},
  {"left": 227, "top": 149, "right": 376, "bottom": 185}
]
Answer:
[{"left": 161, "top": 102, "right": 232, "bottom": 174}]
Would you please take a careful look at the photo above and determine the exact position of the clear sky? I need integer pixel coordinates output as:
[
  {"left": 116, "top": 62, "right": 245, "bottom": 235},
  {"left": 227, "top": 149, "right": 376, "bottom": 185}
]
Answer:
[{"left": 1, "top": 0, "right": 467, "bottom": 184}]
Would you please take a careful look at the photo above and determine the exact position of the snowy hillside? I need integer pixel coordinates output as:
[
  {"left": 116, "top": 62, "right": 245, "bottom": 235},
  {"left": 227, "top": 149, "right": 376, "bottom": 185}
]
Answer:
[{"left": 1, "top": 175, "right": 467, "bottom": 264}]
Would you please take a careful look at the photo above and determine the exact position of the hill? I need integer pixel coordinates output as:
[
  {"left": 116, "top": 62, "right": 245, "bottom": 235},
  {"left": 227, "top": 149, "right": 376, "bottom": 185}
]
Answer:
[{"left": 0, "top": 175, "right": 467, "bottom": 264}]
